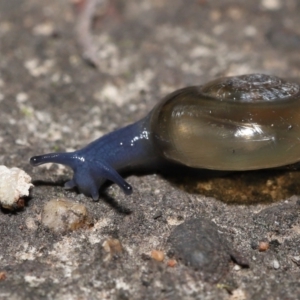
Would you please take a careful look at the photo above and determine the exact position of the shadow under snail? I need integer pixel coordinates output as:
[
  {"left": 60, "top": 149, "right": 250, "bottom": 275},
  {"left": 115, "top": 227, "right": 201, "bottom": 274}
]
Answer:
[{"left": 30, "top": 73, "right": 300, "bottom": 200}]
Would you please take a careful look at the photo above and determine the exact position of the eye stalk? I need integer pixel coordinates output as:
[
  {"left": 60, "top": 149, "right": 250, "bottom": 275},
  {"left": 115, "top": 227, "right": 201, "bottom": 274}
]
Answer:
[{"left": 30, "top": 152, "right": 133, "bottom": 200}]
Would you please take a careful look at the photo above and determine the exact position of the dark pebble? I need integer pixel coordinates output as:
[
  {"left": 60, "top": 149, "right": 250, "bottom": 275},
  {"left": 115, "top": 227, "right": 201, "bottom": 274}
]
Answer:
[{"left": 168, "top": 218, "right": 248, "bottom": 283}]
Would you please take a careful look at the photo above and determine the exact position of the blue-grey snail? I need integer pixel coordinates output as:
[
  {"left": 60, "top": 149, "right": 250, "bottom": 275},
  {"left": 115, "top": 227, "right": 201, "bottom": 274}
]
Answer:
[{"left": 30, "top": 73, "right": 300, "bottom": 200}]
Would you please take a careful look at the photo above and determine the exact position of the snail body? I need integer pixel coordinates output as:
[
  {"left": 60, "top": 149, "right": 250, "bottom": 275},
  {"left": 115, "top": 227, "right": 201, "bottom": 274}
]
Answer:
[{"left": 30, "top": 74, "right": 300, "bottom": 200}]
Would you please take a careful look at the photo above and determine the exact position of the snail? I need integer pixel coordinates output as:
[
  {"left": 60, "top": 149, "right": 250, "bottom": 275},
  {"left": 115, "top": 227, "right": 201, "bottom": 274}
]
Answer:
[{"left": 30, "top": 74, "right": 300, "bottom": 200}]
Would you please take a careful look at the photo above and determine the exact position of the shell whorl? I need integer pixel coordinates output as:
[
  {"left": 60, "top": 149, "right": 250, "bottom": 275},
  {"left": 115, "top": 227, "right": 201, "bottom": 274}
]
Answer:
[{"left": 200, "top": 73, "right": 300, "bottom": 102}]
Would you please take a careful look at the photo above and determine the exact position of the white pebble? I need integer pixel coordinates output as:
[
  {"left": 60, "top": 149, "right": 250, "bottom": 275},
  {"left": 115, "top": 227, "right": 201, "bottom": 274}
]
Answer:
[
  {"left": 292, "top": 255, "right": 300, "bottom": 262},
  {"left": 261, "top": 0, "right": 282, "bottom": 10},
  {"left": 273, "top": 259, "right": 280, "bottom": 269},
  {"left": 0, "top": 166, "right": 33, "bottom": 210},
  {"left": 244, "top": 26, "right": 257, "bottom": 37},
  {"left": 32, "top": 22, "right": 55, "bottom": 36},
  {"left": 233, "top": 265, "right": 241, "bottom": 271},
  {"left": 16, "top": 92, "right": 28, "bottom": 103}
]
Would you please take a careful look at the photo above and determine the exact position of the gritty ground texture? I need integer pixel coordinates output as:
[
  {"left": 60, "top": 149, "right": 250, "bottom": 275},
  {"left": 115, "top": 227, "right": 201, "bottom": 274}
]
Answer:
[{"left": 0, "top": 0, "right": 300, "bottom": 299}]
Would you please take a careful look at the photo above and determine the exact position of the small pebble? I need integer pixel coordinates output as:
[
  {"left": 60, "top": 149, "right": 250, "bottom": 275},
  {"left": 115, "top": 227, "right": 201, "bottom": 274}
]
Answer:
[
  {"left": 16, "top": 92, "right": 28, "bottom": 103},
  {"left": 258, "top": 241, "right": 269, "bottom": 252},
  {"left": 0, "top": 272, "right": 6, "bottom": 280},
  {"left": 233, "top": 265, "right": 241, "bottom": 271},
  {"left": 167, "top": 259, "right": 177, "bottom": 267},
  {"left": 41, "top": 198, "right": 91, "bottom": 232},
  {"left": 32, "top": 22, "right": 55, "bottom": 36},
  {"left": 25, "top": 217, "right": 38, "bottom": 231},
  {"left": 102, "top": 239, "right": 123, "bottom": 261},
  {"left": 153, "top": 211, "right": 162, "bottom": 219},
  {"left": 229, "top": 288, "right": 247, "bottom": 300},
  {"left": 273, "top": 259, "right": 280, "bottom": 269},
  {"left": 261, "top": 0, "right": 282, "bottom": 10},
  {"left": 102, "top": 239, "right": 123, "bottom": 255},
  {"left": 151, "top": 250, "right": 165, "bottom": 262},
  {"left": 291, "top": 256, "right": 300, "bottom": 266}
]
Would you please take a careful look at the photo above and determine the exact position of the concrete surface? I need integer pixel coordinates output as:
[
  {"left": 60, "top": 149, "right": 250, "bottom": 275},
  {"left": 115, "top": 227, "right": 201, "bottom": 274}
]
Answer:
[{"left": 0, "top": 0, "right": 300, "bottom": 299}]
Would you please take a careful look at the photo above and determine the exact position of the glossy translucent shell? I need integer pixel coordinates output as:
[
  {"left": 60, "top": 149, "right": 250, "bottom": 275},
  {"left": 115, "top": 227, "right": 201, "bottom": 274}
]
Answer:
[{"left": 150, "top": 74, "right": 300, "bottom": 170}]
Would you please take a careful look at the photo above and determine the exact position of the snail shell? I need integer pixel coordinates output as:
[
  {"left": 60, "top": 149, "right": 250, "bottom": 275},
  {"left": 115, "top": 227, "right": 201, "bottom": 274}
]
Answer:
[{"left": 150, "top": 74, "right": 300, "bottom": 170}]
